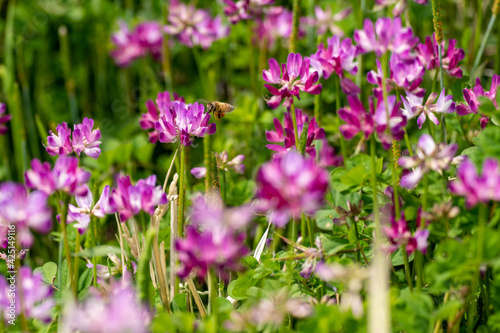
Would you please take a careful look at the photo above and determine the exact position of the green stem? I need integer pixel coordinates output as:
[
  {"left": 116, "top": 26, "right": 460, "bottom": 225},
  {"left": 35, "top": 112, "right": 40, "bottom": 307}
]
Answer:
[
  {"left": 437, "top": 44, "right": 447, "bottom": 143},
  {"left": 74, "top": 232, "right": 80, "bottom": 293},
  {"left": 301, "top": 214, "right": 306, "bottom": 245},
  {"left": 403, "top": 129, "right": 414, "bottom": 156},
  {"left": 471, "top": 14, "right": 497, "bottom": 80},
  {"left": 59, "top": 193, "right": 74, "bottom": 296},
  {"left": 90, "top": 216, "right": 98, "bottom": 287},
  {"left": 306, "top": 216, "right": 313, "bottom": 247},
  {"left": 222, "top": 170, "right": 227, "bottom": 204},
  {"left": 204, "top": 135, "right": 212, "bottom": 194},
  {"left": 178, "top": 144, "right": 186, "bottom": 237},
  {"left": 289, "top": 0, "right": 299, "bottom": 53},
  {"left": 370, "top": 136, "right": 382, "bottom": 247},
  {"left": 352, "top": 219, "right": 362, "bottom": 264},
  {"left": 402, "top": 248, "right": 414, "bottom": 292},
  {"left": 335, "top": 76, "right": 348, "bottom": 161},
  {"left": 416, "top": 252, "right": 424, "bottom": 291},
  {"left": 208, "top": 270, "right": 218, "bottom": 317},
  {"left": 247, "top": 22, "right": 257, "bottom": 95}
]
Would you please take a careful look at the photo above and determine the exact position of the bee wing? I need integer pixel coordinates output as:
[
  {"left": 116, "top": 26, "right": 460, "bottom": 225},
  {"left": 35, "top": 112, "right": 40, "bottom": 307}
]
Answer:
[{"left": 196, "top": 99, "right": 209, "bottom": 106}]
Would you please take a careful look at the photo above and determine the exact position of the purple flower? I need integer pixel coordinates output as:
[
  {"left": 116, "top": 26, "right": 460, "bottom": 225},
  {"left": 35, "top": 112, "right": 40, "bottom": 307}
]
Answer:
[
  {"left": 338, "top": 95, "right": 375, "bottom": 140},
  {"left": 449, "top": 158, "right": 500, "bottom": 208},
  {"left": 191, "top": 151, "right": 246, "bottom": 179},
  {"left": 46, "top": 118, "right": 102, "bottom": 159},
  {"left": 0, "top": 267, "right": 55, "bottom": 323},
  {"left": 254, "top": 9, "right": 302, "bottom": 50},
  {"left": 176, "top": 194, "right": 252, "bottom": 279},
  {"left": 307, "top": 6, "right": 351, "bottom": 36},
  {"left": 417, "top": 35, "right": 465, "bottom": 78},
  {"left": 456, "top": 75, "right": 500, "bottom": 128},
  {"left": 354, "top": 17, "right": 419, "bottom": 57},
  {"left": 398, "top": 134, "right": 458, "bottom": 189},
  {"left": 0, "top": 183, "right": 52, "bottom": 248},
  {"left": 375, "top": 0, "right": 428, "bottom": 16},
  {"left": 223, "top": 0, "right": 277, "bottom": 23},
  {"left": 318, "top": 140, "right": 343, "bottom": 168},
  {"left": 263, "top": 53, "right": 322, "bottom": 110},
  {"left": 46, "top": 122, "right": 73, "bottom": 156},
  {"left": 367, "top": 54, "right": 425, "bottom": 98},
  {"left": 255, "top": 152, "right": 329, "bottom": 227},
  {"left": 140, "top": 91, "right": 185, "bottom": 143},
  {"left": 374, "top": 95, "right": 407, "bottom": 149},
  {"left": 0, "top": 103, "right": 11, "bottom": 135},
  {"left": 64, "top": 185, "right": 111, "bottom": 234},
  {"left": 383, "top": 213, "right": 429, "bottom": 254},
  {"left": 164, "top": 2, "right": 229, "bottom": 49},
  {"left": 110, "top": 21, "right": 163, "bottom": 67},
  {"left": 155, "top": 101, "right": 216, "bottom": 146},
  {"left": 62, "top": 279, "right": 151, "bottom": 333},
  {"left": 25, "top": 157, "right": 91, "bottom": 197},
  {"left": 309, "top": 36, "right": 360, "bottom": 94},
  {"left": 265, "top": 109, "right": 325, "bottom": 158},
  {"left": 401, "top": 88, "right": 455, "bottom": 129},
  {"left": 110, "top": 174, "right": 167, "bottom": 222}
]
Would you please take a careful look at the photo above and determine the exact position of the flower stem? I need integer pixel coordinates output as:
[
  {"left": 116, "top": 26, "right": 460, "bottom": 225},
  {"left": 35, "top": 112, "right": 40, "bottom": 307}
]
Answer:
[
  {"left": 208, "top": 270, "right": 218, "bottom": 317},
  {"left": 204, "top": 135, "right": 212, "bottom": 195},
  {"left": 335, "top": 76, "right": 348, "bottom": 161},
  {"left": 289, "top": 0, "right": 299, "bottom": 53},
  {"left": 370, "top": 136, "right": 382, "bottom": 247},
  {"left": 74, "top": 231, "right": 80, "bottom": 293},
  {"left": 178, "top": 144, "right": 186, "bottom": 237},
  {"left": 471, "top": 12, "right": 497, "bottom": 80},
  {"left": 59, "top": 193, "right": 74, "bottom": 296},
  {"left": 402, "top": 248, "right": 413, "bottom": 292},
  {"left": 306, "top": 216, "right": 313, "bottom": 247},
  {"left": 403, "top": 129, "right": 414, "bottom": 156},
  {"left": 90, "top": 216, "right": 98, "bottom": 287}
]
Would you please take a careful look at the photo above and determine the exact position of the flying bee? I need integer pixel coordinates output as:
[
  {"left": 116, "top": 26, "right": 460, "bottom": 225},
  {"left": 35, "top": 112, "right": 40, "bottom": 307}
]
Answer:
[{"left": 200, "top": 100, "right": 235, "bottom": 120}]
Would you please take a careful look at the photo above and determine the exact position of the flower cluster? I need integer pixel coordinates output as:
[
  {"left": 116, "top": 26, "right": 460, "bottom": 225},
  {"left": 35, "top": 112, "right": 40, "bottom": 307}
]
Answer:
[
  {"left": 354, "top": 17, "right": 419, "bottom": 57},
  {"left": 110, "top": 174, "right": 167, "bottom": 222},
  {"left": 255, "top": 152, "right": 329, "bottom": 227},
  {"left": 457, "top": 75, "right": 500, "bottom": 128},
  {"left": 309, "top": 36, "right": 360, "bottom": 94},
  {"left": 64, "top": 185, "right": 111, "bottom": 234},
  {"left": 46, "top": 118, "right": 102, "bottom": 158},
  {"left": 191, "top": 151, "right": 245, "bottom": 179},
  {"left": 417, "top": 35, "right": 465, "bottom": 78},
  {"left": 155, "top": 101, "right": 216, "bottom": 146},
  {"left": 450, "top": 158, "right": 500, "bottom": 208},
  {"left": 265, "top": 109, "right": 325, "bottom": 158},
  {"left": 165, "top": 2, "right": 229, "bottom": 49},
  {"left": 263, "top": 53, "right": 322, "bottom": 110},
  {"left": 25, "top": 156, "right": 91, "bottom": 196},
  {"left": 223, "top": 0, "right": 278, "bottom": 23},
  {"left": 0, "top": 103, "right": 11, "bottom": 135},
  {"left": 110, "top": 21, "right": 163, "bottom": 67},
  {"left": 0, "top": 182, "right": 52, "bottom": 248},
  {"left": 307, "top": 6, "right": 351, "bottom": 36},
  {"left": 0, "top": 267, "right": 55, "bottom": 323},
  {"left": 398, "top": 134, "right": 457, "bottom": 189},
  {"left": 374, "top": 0, "right": 428, "bottom": 16},
  {"left": 339, "top": 95, "right": 406, "bottom": 149},
  {"left": 175, "top": 194, "right": 252, "bottom": 279},
  {"left": 383, "top": 212, "right": 430, "bottom": 254},
  {"left": 62, "top": 280, "right": 151, "bottom": 333},
  {"left": 140, "top": 91, "right": 185, "bottom": 143},
  {"left": 401, "top": 88, "right": 456, "bottom": 129}
]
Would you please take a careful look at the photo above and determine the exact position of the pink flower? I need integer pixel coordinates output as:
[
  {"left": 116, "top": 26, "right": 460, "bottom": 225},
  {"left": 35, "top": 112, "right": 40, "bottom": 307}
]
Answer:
[
  {"left": 383, "top": 213, "right": 429, "bottom": 254},
  {"left": 401, "top": 88, "right": 455, "bottom": 129},
  {"left": 338, "top": 95, "right": 375, "bottom": 140},
  {"left": 374, "top": 95, "right": 407, "bottom": 149},
  {"left": 140, "top": 91, "right": 185, "bottom": 143},
  {"left": 255, "top": 152, "right": 329, "bottom": 227},
  {"left": 416, "top": 35, "right": 465, "bottom": 78},
  {"left": 354, "top": 17, "right": 419, "bottom": 57},
  {"left": 263, "top": 53, "right": 322, "bottom": 110},
  {"left": 375, "top": 0, "right": 428, "bottom": 16},
  {"left": 307, "top": 6, "right": 351, "bottom": 36},
  {"left": 110, "top": 174, "right": 167, "bottom": 222},
  {"left": 0, "top": 267, "right": 55, "bottom": 323},
  {"left": 164, "top": 3, "right": 229, "bottom": 49},
  {"left": 46, "top": 118, "right": 102, "bottom": 159},
  {"left": 0, "top": 103, "right": 11, "bottom": 135},
  {"left": 191, "top": 151, "right": 246, "bottom": 179},
  {"left": 25, "top": 157, "right": 90, "bottom": 197},
  {"left": 449, "top": 158, "right": 500, "bottom": 208},
  {"left": 0, "top": 183, "right": 52, "bottom": 248},
  {"left": 398, "top": 134, "right": 457, "bottom": 189},
  {"left": 176, "top": 194, "right": 252, "bottom": 279},
  {"left": 456, "top": 75, "right": 500, "bottom": 128},
  {"left": 318, "top": 140, "right": 343, "bottom": 168},
  {"left": 309, "top": 36, "right": 360, "bottom": 94},
  {"left": 110, "top": 21, "right": 163, "bottom": 67},
  {"left": 254, "top": 9, "right": 303, "bottom": 50},
  {"left": 46, "top": 122, "right": 73, "bottom": 156},
  {"left": 223, "top": 0, "right": 277, "bottom": 23},
  {"left": 154, "top": 101, "right": 216, "bottom": 146}
]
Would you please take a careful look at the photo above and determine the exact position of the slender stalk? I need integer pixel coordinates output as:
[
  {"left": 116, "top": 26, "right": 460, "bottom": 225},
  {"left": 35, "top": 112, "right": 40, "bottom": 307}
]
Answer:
[
  {"left": 471, "top": 13, "right": 497, "bottom": 79},
  {"left": 402, "top": 248, "right": 413, "bottom": 292},
  {"left": 59, "top": 193, "right": 74, "bottom": 296},
  {"left": 208, "top": 270, "right": 218, "bottom": 318},
  {"left": 178, "top": 144, "right": 186, "bottom": 237},
  {"left": 335, "top": 77, "right": 348, "bottom": 161},
  {"left": 74, "top": 232, "right": 80, "bottom": 293},
  {"left": 289, "top": 0, "right": 299, "bottom": 53},
  {"left": 403, "top": 129, "right": 414, "bottom": 156},
  {"left": 247, "top": 22, "right": 257, "bottom": 95},
  {"left": 370, "top": 136, "right": 382, "bottom": 243},
  {"left": 437, "top": 44, "right": 447, "bottom": 143},
  {"left": 90, "top": 216, "right": 98, "bottom": 287},
  {"left": 301, "top": 214, "right": 306, "bottom": 245},
  {"left": 306, "top": 216, "right": 313, "bottom": 247}
]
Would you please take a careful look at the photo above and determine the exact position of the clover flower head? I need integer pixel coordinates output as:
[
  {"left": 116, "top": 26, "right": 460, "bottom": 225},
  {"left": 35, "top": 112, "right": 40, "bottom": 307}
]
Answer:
[
  {"left": 255, "top": 151, "right": 329, "bottom": 227},
  {"left": 416, "top": 35, "right": 465, "bottom": 78},
  {"left": 46, "top": 118, "right": 102, "bottom": 158},
  {"left": 401, "top": 88, "right": 455, "bottom": 129},
  {"left": 263, "top": 53, "right": 322, "bottom": 110}
]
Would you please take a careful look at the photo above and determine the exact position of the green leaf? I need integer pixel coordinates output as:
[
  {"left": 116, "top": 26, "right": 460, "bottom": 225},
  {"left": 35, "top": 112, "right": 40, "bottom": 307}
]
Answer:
[
  {"left": 78, "top": 268, "right": 94, "bottom": 291},
  {"left": 320, "top": 235, "right": 350, "bottom": 255},
  {"left": 34, "top": 261, "right": 57, "bottom": 285},
  {"left": 72, "top": 245, "right": 122, "bottom": 258},
  {"left": 227, "top": 271, "right": 255, "bottom": 300},
  {"left": 478, "top": 96, "right": 497, "bottom": 115},
  {"left": 172, "top": 293, "right": 188, "bottom": 312},
  {"left": 241, "top": 255, "right": 258, "bottom": 270}
]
